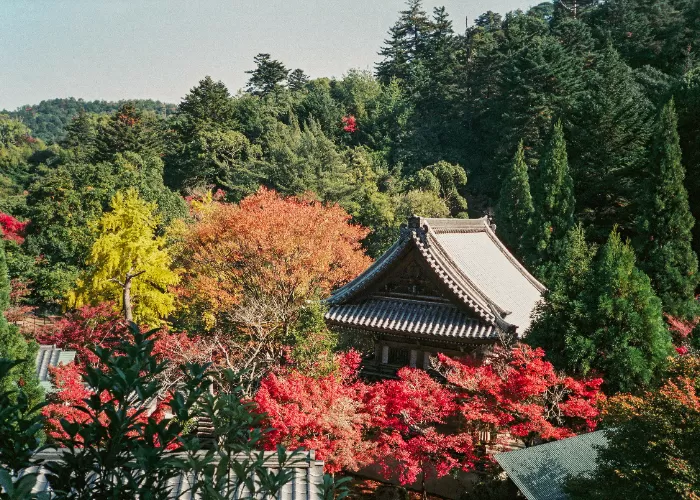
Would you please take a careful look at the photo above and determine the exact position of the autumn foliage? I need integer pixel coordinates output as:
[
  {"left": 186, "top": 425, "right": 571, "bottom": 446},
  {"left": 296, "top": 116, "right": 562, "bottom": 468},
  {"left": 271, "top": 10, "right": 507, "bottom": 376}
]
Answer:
[
  {"left": 254, "top": 344, "right": 604, "bottom": 485},
  {"left": 0, "top": 212, "right": 29, "bottom": 244},
  {"left": 179, "top": 187, "right": 370, "bottom": 335}
]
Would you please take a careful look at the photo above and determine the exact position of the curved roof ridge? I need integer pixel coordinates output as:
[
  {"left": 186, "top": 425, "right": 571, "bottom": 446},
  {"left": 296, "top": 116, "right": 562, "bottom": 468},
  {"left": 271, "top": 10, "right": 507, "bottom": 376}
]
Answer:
[{"left": 413, "top": 230, "right": 499, "bottom": 325}]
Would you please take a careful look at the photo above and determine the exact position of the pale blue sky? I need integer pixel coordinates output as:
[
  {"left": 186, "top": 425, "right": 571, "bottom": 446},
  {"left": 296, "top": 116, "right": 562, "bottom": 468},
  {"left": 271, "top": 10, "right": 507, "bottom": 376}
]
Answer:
[{"left": 0, "top": 0, "right": 534, "bottom": 110}]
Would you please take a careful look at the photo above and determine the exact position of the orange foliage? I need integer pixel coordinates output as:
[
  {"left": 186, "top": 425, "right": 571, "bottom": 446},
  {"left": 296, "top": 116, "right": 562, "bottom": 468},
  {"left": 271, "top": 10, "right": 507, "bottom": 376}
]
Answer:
[{"left": 179, "top": 187, "right": 371, "bottom": 329}]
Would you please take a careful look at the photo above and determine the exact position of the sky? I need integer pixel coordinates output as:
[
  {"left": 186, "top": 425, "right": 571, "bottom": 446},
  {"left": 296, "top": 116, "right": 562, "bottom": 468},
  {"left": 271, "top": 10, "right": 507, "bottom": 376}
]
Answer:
[{"left": 0, "top": 0, "right": 534, "bottom": 110}]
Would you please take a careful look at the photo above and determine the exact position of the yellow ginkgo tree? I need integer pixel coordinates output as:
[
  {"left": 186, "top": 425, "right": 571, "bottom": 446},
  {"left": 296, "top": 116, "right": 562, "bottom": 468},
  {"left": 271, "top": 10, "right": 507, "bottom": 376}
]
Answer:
[{"left": 68, "top": 188, "right": 179, "bottom": 325}]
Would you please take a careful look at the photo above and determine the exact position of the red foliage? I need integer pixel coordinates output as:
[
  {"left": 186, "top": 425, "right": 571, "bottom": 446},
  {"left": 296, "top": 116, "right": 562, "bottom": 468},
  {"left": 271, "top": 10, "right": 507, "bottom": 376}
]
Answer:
[
  {"left": 666, "top": 314, "right": 698, "bottom": 340},
  {"left": 438, "top": 345, "right": 603, "bottom": 443},
  {"left": 676, "top": 346, "right": 690, "bottom": 356},
  {"left": 0, "top": 212, "right": 29, "bottom": 244},
  {"left": 254, "top": 344, "right": 604, "bottom": 484},
  {"left": 341, "top": 115, "right": 358, "bottom": 133},
  {"left": 38, "top": 303, "right": 128, "bottom": 365},
  {"left": 366, "top": 368, "right": 475, "bottom": 485},
  {"left": 5, "top": 278, "right": 35, "bottom": 325},
  {"left": 254, "top": 351, "right": 374, "bottom": 474}
]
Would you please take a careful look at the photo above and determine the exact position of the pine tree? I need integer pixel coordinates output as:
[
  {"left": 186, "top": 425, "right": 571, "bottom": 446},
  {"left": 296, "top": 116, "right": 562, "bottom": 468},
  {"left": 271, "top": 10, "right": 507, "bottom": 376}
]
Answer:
[
  {"left": 637, "top": 99, "right": 699, "bottom": 316},
  {"left": 568, "top": 44, "right": 653, "bottom": 237},
  {"left": 376, "top": 0, "right": 433, "bottom": 85},
  {"left": 95, "top": 103, "right": 163, "bottom": 161},
  {"left": 245, "top": 54, "right": 289, "bottom": 96},
  {"left": 496, "top": 140, "right": 534, "bottom": 255},
  {"left": 0, "top": 240, "right": 42, "bottom": 409},
  {"left": 68, "top": 189, "right": 180, "bottom": 326},
  {"left": 287, "top": 69, "right": 310, "bottom": 92},
  {"left": 525, "top": 120, "right": 575, "bottom": 275},
  {"left": 526, "top": 224, "right": 596, "bottom": 373},
  {"left": 528, "top": 228, "right": 673, "bottom": 394}
]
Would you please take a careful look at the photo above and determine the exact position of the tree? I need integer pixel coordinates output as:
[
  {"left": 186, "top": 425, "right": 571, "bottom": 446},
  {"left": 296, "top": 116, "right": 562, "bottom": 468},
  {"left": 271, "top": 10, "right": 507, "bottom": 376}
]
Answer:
[
  {"left": 0, "top": 213, "right": 28, "bottom": 245},
  {"left": 637, "top": 99, "right": 699, "bottom": 317},
  {"left": 68, "top": 189, "right": 179, "bottom": 325},
  {"left": 287, "top": 69, "right": 310, "bottom": 91},
  {"left": 178, "top": 188, "right": 371, "bottom": 383},
  {"left": 525, "top": 120, "right": 575, "bottom": 276},
  {"left": 496, "top": 140, "right": 535, "bottom": 254},
  {"left": 254, "top": 351, "right": 374, "bottom": 474},
  {"left": 376, "top": 0, "right": 433, "bottom": 85},
  {"left": 245, "top": 53, "right": 289, "bottom": 95},
  {"left": 568, "top": 44, "right": 653, "bottom": 237},
  {"left": 410, "top": 161, "right": 468, "bottom": 217},
  {"left": 95, "top": 102, "right": 163, "bottom": 160},
  {"left": 567, "top": 355, "right": 700, "bottom": 499},
  {"left": 367, "top": 367, "right": 475, "bottom": 491},
  {"left": 529, "top": 228, "right": 673, "bottom": 393},
  {"left": 0, "top": 240, "right": 42, "bottom": 411}
]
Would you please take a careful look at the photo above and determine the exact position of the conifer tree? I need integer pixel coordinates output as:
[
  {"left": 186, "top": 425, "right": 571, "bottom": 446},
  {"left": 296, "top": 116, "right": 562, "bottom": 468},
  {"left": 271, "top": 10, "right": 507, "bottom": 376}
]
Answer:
[
  {"left": 376, "top": 0, "right": 433, "bottom": 85},
  {"left": 0, "top": 239, "right": 42, "bottom": 409},
  {"left": 637, "top": 99, "right": 699, "bottom": 316},
  {"left": 568, "top": 44, "right": 653, "bottom": 237},
  {"left": 496, "top": 140, "right": 534, "bottom": 254},
  {"left": 525, "top": 120, "right": 575, "bottom": 275},
  {"left": 528, "top": 228, "right": 673, "bottom": 394},
  {"left": 68, "top": 189, "right": 180, "bottom": 326},
  {"left": 245, "top": 53, "right": 289, "bottom": 96}
]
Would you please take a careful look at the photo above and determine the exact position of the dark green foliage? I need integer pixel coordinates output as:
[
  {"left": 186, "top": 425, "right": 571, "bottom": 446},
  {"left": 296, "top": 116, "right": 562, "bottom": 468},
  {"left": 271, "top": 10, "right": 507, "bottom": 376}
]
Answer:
[
  {"left": 288, "top": 69, "right": 310, "bottom": 91},
  {"left": 567, "top": 356, "right": 700, "bottom": 499},
  {"left": 0, "top": 359, "right": 47, "bottom": 500},
  {"left": 637, "top": 99, "right": 699, "bottom": 316},
  {"left": 525, "top": 121, "right": 575, "bottom": 275},
  {"left": 95, "top": 102, "right": 164, "bottom": 161},
  {"left": 567, "top": 44, "right": 653, "bottom": 236},
  {"left": 528, "top": 228, "right": 673, "bottom": 393},
  {"left": 246, "top": 53, "right": 290, "bottom": 96},
  {"left": 0, "top": 241, "right": 42, "bottom": 411},
  {"left": 496, "top": 141, "right": 534, "bottom": 255},
  {"left": 376, "top": 0, "right": 433, "bottom": 85}
]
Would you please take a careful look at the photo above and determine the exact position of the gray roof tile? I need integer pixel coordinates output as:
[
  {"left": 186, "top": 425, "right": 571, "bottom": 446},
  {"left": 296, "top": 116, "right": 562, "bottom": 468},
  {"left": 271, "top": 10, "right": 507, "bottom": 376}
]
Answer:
[
  {"left": 35, "top": 345, "right": 77, "bottom": 392},
  {"left": 494, "top": 430, "right": 608, "bottom": 500},
  {"left": 326, "top": 297, "right": 496, "bottom": 339}
]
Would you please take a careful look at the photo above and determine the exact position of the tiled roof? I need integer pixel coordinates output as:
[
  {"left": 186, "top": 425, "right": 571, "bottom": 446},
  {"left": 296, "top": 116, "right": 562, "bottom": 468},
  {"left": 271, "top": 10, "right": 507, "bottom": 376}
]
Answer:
[
  {"left": 35, "top": 345, "right": 77, "bottom": 391},
  {"left": 18, "top": 449, "right": 325, "bottom": 500},
  {"left": 494, "top": 430, "right": 608, "bottom": 500},
  {"left": 326, "top": 297, "right": 496, "bottom": 340},
  {"left": 328, "top": 217, "right": 544, "bottom": 335}
]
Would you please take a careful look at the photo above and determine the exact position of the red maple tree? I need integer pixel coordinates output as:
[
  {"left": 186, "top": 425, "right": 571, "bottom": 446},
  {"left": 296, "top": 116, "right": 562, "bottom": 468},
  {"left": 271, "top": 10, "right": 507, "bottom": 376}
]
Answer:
[
  {"left": 0, "top": 212, "right": 29, "bottom": 244},
  {"left": 254, "top": 343, "right": 604, "bottom": 486},
  {"left": 341, "top": 115, "right": 358, "bottom": 133},
  {"left": 254, "top": 351, "right": 374, "bottom": 474}
]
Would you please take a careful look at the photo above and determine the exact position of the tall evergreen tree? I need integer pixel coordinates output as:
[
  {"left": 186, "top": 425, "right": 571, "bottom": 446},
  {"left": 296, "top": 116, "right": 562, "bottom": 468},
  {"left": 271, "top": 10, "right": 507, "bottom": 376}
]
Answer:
[
  {"left": 376, "top": 0, "right": 433, "bottom": 85},
  {"left": 528, "top": 228, "right": 673, "bottom": 394},
  {"left": 526, "top": 224, "right": 596, "bottom": 374},
  {"left": 525, "top": 120, "right": 575, "bottom": 275},
  {"left": 95, "top": 103, "right": 163, "bottom": 161},
  {"left": 637, "top": 99, "right": 699, "bottom": 316},
  {"left": 245, "top": 54, "right": 289, "bottom": 96},
  {"left": 0, "top": 240, "right": 42, "bottom": 409},
  {"left": 496, "top": 140, "right": 534, "bottom": 255},
  {"left": 568, "top": 44, "right": 653, "bottom": 237}
]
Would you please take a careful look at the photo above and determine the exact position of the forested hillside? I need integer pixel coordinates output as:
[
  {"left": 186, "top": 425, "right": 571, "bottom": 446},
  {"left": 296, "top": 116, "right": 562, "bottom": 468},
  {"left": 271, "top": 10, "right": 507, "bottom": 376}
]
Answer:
[{"left": 3, "top": 98, "right": 176, "bottom": 143}]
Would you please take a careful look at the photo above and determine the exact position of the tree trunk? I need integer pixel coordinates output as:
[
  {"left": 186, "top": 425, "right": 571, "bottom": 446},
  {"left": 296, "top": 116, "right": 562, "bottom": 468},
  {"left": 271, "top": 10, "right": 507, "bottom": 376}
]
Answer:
[{"left": 123, "top": 275, "right": 133, "bottom": 322}]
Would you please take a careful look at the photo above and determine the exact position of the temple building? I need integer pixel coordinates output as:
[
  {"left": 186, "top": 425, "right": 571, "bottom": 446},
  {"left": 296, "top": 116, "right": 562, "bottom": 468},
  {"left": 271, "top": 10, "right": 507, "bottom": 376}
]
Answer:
[{"left": 325, "top": 216, "right": 545, "bottom": 377}]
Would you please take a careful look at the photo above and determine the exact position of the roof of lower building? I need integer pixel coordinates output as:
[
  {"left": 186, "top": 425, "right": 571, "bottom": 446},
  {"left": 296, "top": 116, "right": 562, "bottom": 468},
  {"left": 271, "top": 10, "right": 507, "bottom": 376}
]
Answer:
[
  {"left": 327, "top": 217, "right": 544, "bottom": 335},
  {"left": 494, "top": 430, "right": 608, "bottom": 500},
  {"left": 35, "top": 345, "right": 77, "bottom": 391},
  {"left": 18, "top": 449, "right": 325, "bottom": 500}
]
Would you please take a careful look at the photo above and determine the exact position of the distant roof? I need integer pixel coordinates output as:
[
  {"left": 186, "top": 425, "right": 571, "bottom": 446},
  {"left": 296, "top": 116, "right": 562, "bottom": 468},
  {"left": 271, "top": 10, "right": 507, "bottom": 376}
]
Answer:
[
  {"left": 19, "top": 449, "right": 324, "bottom": 500},
  {"left": 35, "top": 345, "right": 77, "bottom": 392},
  {"left": 327, "top": 217, "right": 544, "bottom": 335},
  {"left": 494, "top": 431, "right": 608, "bottom": 500}
]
